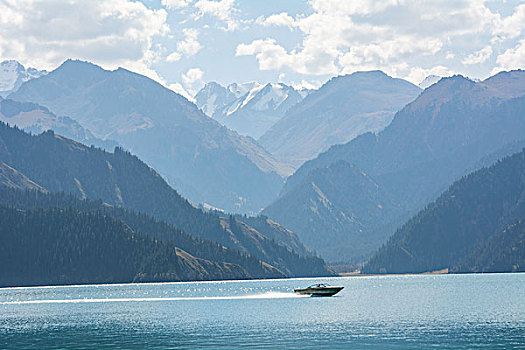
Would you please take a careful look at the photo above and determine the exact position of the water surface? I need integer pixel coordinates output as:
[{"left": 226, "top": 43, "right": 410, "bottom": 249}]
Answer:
[{"left": 1, "top": 273, "right": 524, "bottom": 349}]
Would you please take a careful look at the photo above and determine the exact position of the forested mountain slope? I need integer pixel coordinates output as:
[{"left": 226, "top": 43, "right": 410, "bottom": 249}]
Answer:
[
  {"left": 0, "top": 186, "right": 285, "bottom": 286},
  {"left": 0, "top": 205, "right": 253, "bottom": 287},
  {"left": 363, "top": 149, "right": 525, "bottom": 274}
]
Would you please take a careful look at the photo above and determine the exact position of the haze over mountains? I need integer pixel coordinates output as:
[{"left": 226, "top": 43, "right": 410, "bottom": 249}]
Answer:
[
  {"left": 0, "top": 121, "right": 332, "bottom": 285},
  {"left": 195, "top": 81, "right": 306, "bottom": 139},
  {"left": 259, "top": 71, "right": 422, "bottom": 168},
  {"left": 264, "top": 70, "right": 525, "bottom": 263},
  {"left": 9, "top": 59, "right": 291, "bottom": 213}
]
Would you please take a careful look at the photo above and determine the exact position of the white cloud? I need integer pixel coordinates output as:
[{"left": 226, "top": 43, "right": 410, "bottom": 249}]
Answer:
[
  {"left": 182, "top": 67, "right": 204, "bottom": 86},
  {"left": 494, "top": 39, "right": 525, "bottom": 73},
  {"left": 0, "top": 0, "right": 168, "bottom": 81},
  {"left": 258, "top": 12, "right": 296, "bottom": 29},
  {"left": 166, "top": 28, "right": 202, "bottom": 62},
  {"left": 244, "top": 0, "right": 508, "bottom": 81},
  {"left": 462, "top": 46, "right": 493, "bottom": 65},
  {"left": 236, "top": 39, "right": 293, "bottom": 71},
  {"left": 177, "top": 28, "right": 202, "bottom": 56},
  {"left": 309, "top": 0, "right": 398, "bottom": 16},
  {"left": 405, "top": 66, "right": 455, "bottom": 85},
  {"left": 166, "top": 52, "right": 182, "bottom": 62},
  {"left": 493, "top": 4, "right": 525, "bottom": 40},
  {"left": 291, "top": 79, "right": 322, "bottom": 91},
  {"left": 169, "top": 82, "right": 195, "bottom": 101},
  {"left": 162, "top": 0, "right": 192, "bottom": 10},
  {"left": 194, "top": 0, "right": 238, "bottom": 31}
]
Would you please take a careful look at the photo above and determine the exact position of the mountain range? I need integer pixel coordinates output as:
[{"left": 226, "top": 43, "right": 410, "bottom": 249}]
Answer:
[
  {"left": 8, "top": 59, "right": 291, "bottom": 213},
  {"left": 264, "top": 70, "right": 525, "bottom": 263},
  {"left": 258, "top": 71, "right": 422, "bottom": 168},
  {"left": 195, "top": 81, "right": 307, "bottom": 140},
  {"left": 0, "top": 121, "right": 331, "bottom": 279}
]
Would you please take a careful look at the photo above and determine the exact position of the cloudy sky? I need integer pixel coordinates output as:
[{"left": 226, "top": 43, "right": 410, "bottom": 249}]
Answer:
[{"left": 1, "top": 0, "right": 524, "bottom": 98}]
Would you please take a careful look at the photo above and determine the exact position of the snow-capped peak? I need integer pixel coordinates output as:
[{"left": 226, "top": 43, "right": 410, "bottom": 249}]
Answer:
[
  {"left": 228, "top": 82, "right": 262, "bottom": 98},
  {"left": 418, "top": 75, "right": 442, "bottom": 89},
  {"left": 194, "top": 80, "right": 310, "bottom": 138},
  {"left": 0, "top": 60, "right": 47, "bottom": 96}
]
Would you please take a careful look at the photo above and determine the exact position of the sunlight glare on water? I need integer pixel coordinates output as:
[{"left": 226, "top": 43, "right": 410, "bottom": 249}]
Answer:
[{"left": 1, "top": 274, "right": 524, "bottom": 349}]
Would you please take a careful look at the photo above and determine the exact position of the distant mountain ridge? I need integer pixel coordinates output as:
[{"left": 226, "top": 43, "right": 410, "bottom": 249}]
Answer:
[
  {"left": 258, "top": 71, "right": 422, "bottom": 168},
  {"left": 0, "top": 96, "right": 116, "bottom": 150},
  {"left": 0, "top": 60, "right": 47, "bottom": 97},
  {"left": 195, "top": 81, "right": 306, "bottom": 139},
  {"left": 8, "top": 59, "right": 291, "bottom": 213},
  {"left": 264, "top": 70, "right": 525, "bottom": 263}
]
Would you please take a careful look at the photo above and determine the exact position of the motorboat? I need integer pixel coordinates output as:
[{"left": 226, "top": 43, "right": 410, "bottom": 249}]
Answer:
[{"left": 294, "top": 283, "right": 344, "bottom": 297}]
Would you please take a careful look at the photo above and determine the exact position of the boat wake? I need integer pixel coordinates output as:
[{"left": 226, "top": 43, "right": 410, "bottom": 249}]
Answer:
[{"left": 1, "top": 292, "right": 308, "bottom": 305}]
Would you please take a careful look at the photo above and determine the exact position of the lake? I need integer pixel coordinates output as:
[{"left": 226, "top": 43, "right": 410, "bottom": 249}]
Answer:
[{"left": 1, "top": 273, "right": 524, "bottom": 349}]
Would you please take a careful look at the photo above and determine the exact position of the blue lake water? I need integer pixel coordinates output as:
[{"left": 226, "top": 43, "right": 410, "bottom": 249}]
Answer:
[{"left": 1, "top": 273, "right": 524, "bottom": 349}]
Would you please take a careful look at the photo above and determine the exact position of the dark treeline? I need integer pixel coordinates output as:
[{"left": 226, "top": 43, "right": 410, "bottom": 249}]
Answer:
[
  {"left": 0, "top": 205, "right": 252, "bottom": 287},
  {"left": 0, "top": 186, "right": 282, "bottom": 284},
  {"left": 363, "top": 149, "right": 525, "bottom": 274},
  {"left": 454, "top": 219, "right": 525, "bottom": 273}
]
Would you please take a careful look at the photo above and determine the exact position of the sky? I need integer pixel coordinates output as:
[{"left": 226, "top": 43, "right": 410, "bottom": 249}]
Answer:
[{"left": 0, "top": 0, "right": 524, "bottom": 100}]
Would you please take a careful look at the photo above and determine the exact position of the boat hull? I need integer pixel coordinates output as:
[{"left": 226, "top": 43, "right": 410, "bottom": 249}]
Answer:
[{"left": 294, "top": 286, "right": 343, "bottom": 297}]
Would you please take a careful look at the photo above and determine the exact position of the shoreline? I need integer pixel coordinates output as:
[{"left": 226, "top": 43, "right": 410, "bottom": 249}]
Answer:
[
  {"left": 4, "top": 270, "right": 525, "bottom": 289},
  {"left": 339, "top": 268, "right": 450, "bottom": 277}
]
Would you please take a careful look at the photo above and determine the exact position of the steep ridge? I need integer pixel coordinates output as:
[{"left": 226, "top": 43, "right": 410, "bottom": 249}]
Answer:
[
  {"left": 195, "top": 81, "right": 238, "bottom": 117},
  {"left": 0, "top": 122, "right": 332, "bottom": 277},
  {"left": 267, "top": 70, "right": 525, "bottom": 263},
  {"left": 259, "top": 71, "right": 421, "bottom": 168},
  {"left": 9, "top": 59, "right": 289, "bottom": 213},
  {"left": 363, "top": 149, "right": 525, "bottom": 274}
]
